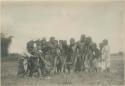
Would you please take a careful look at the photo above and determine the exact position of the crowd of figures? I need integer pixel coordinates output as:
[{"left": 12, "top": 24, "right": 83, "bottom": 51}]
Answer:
[{"left": 17, "top": 34, "right": 110, "bottom": 77}]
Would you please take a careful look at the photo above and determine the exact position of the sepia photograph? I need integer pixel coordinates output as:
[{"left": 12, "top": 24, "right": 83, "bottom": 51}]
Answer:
[{"left": 1, "top": 1, "right": 125, "bottom": 86}]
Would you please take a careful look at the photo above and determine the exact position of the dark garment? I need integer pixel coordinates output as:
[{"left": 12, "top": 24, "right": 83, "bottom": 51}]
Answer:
[
  {"left": 17, "top": 59, "right": 25, "bottom": 76},
  {"left": 56, "top": 56, "right": 63, "bottom": 73},
  {"left": 94, "top": 48, "right": 101, "bottom": 59},
  {"left": 75, "top": 56, "right": 82, "bottom": 72},
  {"left": 28, "top": 56, "right": 42, "bottom": 77}
]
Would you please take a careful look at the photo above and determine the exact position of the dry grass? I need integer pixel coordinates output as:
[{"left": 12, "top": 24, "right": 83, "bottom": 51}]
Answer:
[{"left": 1, "top": 55, "right": 124, "bottom": 86}]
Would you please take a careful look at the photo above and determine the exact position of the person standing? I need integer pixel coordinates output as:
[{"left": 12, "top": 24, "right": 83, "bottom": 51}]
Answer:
[{"left": 101, "top": 39, "right": 110, "bottom": 72}]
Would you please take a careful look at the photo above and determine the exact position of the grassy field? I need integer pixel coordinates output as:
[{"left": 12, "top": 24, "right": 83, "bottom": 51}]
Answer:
[{"left": 1, "top": 55, "right": 124, "bottom": 86}]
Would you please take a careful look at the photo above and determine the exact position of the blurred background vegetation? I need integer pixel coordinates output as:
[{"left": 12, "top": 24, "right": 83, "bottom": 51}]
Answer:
[{"left": 1, "top": 33, "right": 13, "bottom": 57}]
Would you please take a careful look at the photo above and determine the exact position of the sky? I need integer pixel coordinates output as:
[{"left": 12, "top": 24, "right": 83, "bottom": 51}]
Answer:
[{"left": 1, "top": 1, "right": 125, "bottom": 54}]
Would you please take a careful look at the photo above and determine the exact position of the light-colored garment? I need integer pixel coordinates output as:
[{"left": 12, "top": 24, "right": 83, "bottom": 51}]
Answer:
[
  {"left": 101, "top": 45, "right": 110, "bottom": 71},
  {"left": 23, "top": 58, "right": 28, "bottom": 72}
]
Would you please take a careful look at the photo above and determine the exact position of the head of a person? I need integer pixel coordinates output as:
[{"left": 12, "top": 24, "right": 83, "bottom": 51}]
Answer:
[
  {"left": 63, "top": 40, "right": 67, "bottom": 45},
  {"left": 80, "top": 34, "right": 86, "bottom": 42},
  {"left": 70, "top": 38, "right": 75, "bottom": 45},
  {"left": 91, "top": 42, "right": 97, "bottom": 50},
  {"left": 50, "top": 36, "right": 55, "bottom": 42},
  {"left": 59, "top": 40, "right": 63, "bottom": 43},
  {"left": 59, "top": 40, "right": 63, "bottom": 48},
  {"left": 42, "top": 37, "right": 47, "bottom": 45},
  {"left": 103, "top": 39, "right": 108, "bottom": 45},
  {"left": 85, "top": 36, "right": 92, "bottom": 44}
]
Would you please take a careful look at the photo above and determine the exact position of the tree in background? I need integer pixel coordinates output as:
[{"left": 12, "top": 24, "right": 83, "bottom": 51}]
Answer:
[{"left": 1, "top": 33, "right": 13, "bottom": 57}]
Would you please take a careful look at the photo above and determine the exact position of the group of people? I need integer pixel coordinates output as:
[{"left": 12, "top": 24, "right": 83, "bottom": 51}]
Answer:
[{"left": 17, "top": 34, "right": 110, "bottom": 77}]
